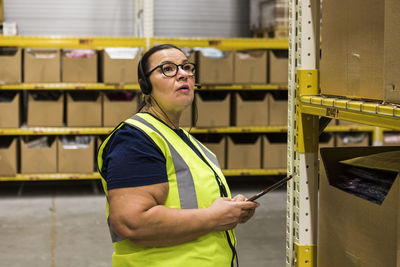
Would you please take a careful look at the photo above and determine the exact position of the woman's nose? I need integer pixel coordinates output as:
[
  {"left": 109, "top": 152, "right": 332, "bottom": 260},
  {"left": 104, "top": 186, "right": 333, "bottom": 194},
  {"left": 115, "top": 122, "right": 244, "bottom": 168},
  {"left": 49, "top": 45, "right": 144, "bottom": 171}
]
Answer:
[{"left": 176, "top": 66, "right": 189, "bottom": 79}]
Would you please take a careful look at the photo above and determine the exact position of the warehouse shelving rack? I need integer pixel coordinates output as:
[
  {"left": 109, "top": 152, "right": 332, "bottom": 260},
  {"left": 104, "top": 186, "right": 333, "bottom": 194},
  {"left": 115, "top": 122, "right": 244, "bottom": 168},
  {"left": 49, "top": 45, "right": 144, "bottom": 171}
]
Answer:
[
  {"left": 0, "top": 35, "right": 291, "bottom": 181},
  {"left": 0, "top": 169, "right": 288, "bottom": 182},
  {"left": 286, "top": 0, "right": 400, "bottom": 266}
]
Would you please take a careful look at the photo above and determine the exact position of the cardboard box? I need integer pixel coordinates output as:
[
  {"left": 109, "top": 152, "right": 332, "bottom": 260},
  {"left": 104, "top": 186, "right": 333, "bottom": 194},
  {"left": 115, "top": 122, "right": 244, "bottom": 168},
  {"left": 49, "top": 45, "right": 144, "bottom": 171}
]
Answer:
[
  {"left": 320, "top": 0, "right": 400, "bottom": 104},
  {"left": 196, "top": 134, "right": 226, "bottom": 169},
  {"left": 58, "top": 136, "right": 94, "bottom": 173},
  {"left": 0, "top": 137, "right": 17, "bottom": 176},
  {"left": 263, "top": 134, "right": 287, "bottom": 169},
  {"left": 102, "top": 48, "right": 140, "bottom": 84},
  {"left": 62, "top": 49, "right": 97, "bottom": 83},
  {"left": 268, "top": 91, "right": 288, "bottom": 126},
  {"left": 27, "top": 92, "right": 64, "bottom": 127},
  {"left": 318, "top": 146, "right": 400, "bottom": 267},
  {"left": 269, "top": 50, "right": 288, "bottom": 84},
  {"left": 235, "top": 92, "right": 268, "bottom": 126},
  {"left": 234, "top": 50, "right": 267, "bottom": 84},
  {"left": 336, "top": 132, "right": 369, "bottom": 147},
  {"left": 21, "top": 136, "right": 57, "bottom": 174},
  {"left": 0, "top": 92, "right": 19, "bottom": 128},
  {"left": 3, "top": 22, "right": 18, "bottom": 36},
  {"left": 383, "top": 133, "right": 400, "bottom": 146},
  {"left": 103, "top": 91, "right": 138, "bottom": 127},
  {"left": 198, "top": 50, "right": 234, "bottom": 84},
  {"left": 227, "top": 135, "right": 261, "bottom": 169},
  {"left": 67, "top": 92, "right": 102, "bottom": 127},
  {"left": 24, "top": 49, "right": 61, "bottom": 83},
  {"left": 0, "top": 47, "right": 21, "bottom": 83},
  {"left": 196, "top": 92, "right": 230, "bottom": 127},
  {"left": 250, "top": 0, "right": 275, "bottom": 30}
]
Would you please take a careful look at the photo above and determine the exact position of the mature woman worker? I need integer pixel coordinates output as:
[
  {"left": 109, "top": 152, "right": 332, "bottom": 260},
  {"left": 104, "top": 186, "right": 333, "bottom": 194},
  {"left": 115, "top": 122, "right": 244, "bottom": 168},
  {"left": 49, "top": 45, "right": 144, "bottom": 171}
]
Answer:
[{"left": 97, "top": 44, "right": 259, "bottom": 267}]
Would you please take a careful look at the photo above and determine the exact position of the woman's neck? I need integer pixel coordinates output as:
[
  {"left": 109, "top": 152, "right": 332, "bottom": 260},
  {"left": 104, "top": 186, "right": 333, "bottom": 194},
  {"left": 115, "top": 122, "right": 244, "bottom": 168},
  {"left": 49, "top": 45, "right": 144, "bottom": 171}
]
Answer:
[{"left": 146, "top": 105, "right": 180, "bottom": 130}]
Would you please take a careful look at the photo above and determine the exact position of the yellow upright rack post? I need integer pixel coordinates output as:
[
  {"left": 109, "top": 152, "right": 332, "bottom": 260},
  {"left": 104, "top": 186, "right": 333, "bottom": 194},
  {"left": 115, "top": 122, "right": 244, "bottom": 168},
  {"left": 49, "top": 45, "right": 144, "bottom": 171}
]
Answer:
[{"left": 287, "top": 0, "right": 320, "bottom": 266}]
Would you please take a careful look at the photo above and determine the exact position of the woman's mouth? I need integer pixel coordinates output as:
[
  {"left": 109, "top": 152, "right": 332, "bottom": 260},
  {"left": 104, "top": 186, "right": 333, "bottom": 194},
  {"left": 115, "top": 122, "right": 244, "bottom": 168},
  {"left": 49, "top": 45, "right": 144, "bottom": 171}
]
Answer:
[{"left": 177, "top": 85, "right": 190, "bottom": 92}]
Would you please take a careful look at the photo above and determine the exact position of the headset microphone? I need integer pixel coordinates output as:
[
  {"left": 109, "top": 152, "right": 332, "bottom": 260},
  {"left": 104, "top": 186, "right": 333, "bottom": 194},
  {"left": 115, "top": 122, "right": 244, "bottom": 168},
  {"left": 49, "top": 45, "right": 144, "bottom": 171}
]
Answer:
[{"left": 195, "top": 83, "right": 202, "bottom": 89}]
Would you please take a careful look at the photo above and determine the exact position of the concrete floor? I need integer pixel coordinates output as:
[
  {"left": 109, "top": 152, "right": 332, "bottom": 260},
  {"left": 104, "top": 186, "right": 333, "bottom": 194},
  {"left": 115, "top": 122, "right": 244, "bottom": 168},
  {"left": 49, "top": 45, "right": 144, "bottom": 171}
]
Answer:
[{"left": 0, "top": 178, "right": 287, "bottom": 267}]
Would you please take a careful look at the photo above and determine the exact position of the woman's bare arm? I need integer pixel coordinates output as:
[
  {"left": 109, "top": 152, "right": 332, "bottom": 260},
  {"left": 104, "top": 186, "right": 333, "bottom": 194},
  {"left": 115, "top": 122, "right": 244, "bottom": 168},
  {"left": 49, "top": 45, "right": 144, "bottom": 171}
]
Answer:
[{"left": 108, "top": 182, "right": 259, "bottom": 247}]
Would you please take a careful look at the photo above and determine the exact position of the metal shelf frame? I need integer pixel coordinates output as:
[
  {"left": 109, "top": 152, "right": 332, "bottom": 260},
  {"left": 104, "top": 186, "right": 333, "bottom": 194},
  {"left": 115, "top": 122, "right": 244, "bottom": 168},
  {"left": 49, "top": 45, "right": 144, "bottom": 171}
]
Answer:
[
  {"left": 0, "top": 126, "right": 288, "bottom": 136},
  {"left": 287, "top": 0, "right": 321, "bottom": 266},
  {"left": 300, "top": 95, "right": 400, "bottom": 130},
  {"left": 0, "top": 83, "right": 141, "bottom": 90},
  {"left": 150, "top": 37, "right": 288, "bottom": 50},
  {"left": 287, "top": 1, "right": 400, "bottom": 266},
  {"left": 0, "top": 36, "right": 148, "bottom": 49},
  {"left": 0, "top": 125, "right": 383, "bottom": 136},
  {"left": 0, "top": 35, "right": 288, "bottom": 50},
  {"left": 0, "top": 36, "right": 289, "bottom": 92},
  {"left": 0, "top": 83, "right": 287, "bottom": 91},
  {"left": 0, "top": 169, "right": 287, "bottom": 181}
]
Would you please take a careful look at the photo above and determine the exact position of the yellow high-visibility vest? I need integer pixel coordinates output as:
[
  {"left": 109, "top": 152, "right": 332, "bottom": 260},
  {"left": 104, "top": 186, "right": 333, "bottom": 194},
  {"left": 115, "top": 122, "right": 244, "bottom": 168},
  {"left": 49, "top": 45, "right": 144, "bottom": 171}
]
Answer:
[{"left": 97, "top": 112, "right": 236, "bottom": 267}]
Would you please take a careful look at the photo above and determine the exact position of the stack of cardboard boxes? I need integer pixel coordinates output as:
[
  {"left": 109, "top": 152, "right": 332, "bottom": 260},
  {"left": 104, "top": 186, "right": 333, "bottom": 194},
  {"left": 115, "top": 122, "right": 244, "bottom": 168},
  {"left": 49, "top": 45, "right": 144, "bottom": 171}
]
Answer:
[
  {"left": 318, "top": 0, "right": 400, "bottom": 264},
  {"left": 250, "top": 0, "right": 289, "bottom": 38},
  {"left": 0, "top": 46, "right": 290, "bottom": 175}
]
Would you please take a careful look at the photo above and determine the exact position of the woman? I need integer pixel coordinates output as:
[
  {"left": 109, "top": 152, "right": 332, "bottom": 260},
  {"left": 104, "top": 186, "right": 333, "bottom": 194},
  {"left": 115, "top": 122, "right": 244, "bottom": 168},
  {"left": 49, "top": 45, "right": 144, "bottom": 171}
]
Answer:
[{"left": 97, "top": 44, "right": 259, "bottom": 267}]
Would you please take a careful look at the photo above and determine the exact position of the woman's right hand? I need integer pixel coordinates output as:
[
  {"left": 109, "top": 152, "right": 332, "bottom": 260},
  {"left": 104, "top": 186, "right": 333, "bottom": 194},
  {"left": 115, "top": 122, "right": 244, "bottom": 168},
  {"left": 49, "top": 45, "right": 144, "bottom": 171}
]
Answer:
[{"left": 207, "top": 197, "right": 259, "bottom": 231}]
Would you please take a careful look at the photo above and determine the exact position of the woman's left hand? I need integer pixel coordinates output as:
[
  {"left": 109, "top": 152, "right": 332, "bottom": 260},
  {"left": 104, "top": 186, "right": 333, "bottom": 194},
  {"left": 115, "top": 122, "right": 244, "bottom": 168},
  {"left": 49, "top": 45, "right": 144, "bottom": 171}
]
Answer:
[{"left": 232, "top": 194, "right": 258, "bottom": 224}]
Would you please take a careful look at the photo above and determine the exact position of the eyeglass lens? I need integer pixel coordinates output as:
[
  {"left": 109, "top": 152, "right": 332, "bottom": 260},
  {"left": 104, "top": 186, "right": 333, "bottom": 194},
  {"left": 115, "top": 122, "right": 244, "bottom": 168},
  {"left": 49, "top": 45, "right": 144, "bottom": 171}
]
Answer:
[{"left": 161, "top": 63, "right": 196, "bottom": 77}]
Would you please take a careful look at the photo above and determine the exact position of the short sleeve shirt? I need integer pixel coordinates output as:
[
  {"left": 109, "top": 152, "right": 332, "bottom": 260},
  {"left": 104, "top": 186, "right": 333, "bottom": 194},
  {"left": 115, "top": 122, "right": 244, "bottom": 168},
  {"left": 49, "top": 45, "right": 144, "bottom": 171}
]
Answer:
[{"left": 100, "top": 118, "right": 204, "bottom": 190}]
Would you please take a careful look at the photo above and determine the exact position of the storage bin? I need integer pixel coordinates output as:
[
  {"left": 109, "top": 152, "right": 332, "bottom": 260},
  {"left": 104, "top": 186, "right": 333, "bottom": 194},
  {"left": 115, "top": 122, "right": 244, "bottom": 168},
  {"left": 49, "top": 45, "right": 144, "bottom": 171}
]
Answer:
[
  {"left": 24, "top": 49, "right": 60, "bottom": 83},
  {"left": 20, "top": 136, "right": 57, "bottom": 174}
]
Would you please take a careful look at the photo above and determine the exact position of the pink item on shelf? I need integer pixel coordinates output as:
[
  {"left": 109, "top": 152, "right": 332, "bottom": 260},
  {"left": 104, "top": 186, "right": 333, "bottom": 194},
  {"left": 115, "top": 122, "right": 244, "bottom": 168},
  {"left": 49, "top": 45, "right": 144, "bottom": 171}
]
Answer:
[{"left": 65, "top": 49, "right": 95, "bottom": 58}]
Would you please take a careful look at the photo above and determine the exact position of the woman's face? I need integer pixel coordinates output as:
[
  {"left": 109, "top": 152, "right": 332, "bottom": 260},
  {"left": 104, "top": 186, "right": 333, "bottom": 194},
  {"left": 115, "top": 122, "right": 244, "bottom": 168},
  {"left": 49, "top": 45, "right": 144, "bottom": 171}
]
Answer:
[{"left": 147, "top": 48, "right": 195, "bottom": 114}]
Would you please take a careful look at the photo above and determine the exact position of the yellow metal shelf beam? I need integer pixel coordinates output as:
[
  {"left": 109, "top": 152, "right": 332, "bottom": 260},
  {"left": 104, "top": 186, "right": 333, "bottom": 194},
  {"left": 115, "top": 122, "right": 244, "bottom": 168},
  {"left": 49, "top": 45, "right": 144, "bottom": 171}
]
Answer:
[
  {"left": 0, "top": 169, "right": 287, "bottom": 181},
  {"left": 0, "top": 83, "right": 287, "bottom": 91},
  {"left": 223, "top": 169, "right": 287, "bottom": 176},
  {"left": 151, "top": 37, "right": 289, "bottom": 50},
  {"left": 0, "top": 126, "right": 288, "bottom": 136},
  {"left": 300, "top": 95, "right": 400, "bottom": 130},
  {"left": 0, "top": 83, "right": 141, "bottom": 90},
  {"left": 0, "top": 127, "right": 114, "bottom": 136},
  {"left": 0, "top": 36, "right": 288, "bottom": 50},
  {"left": 188, "top": 126, "right": 288, "bottom": 134},
  {"left": 199, "top": 84, "right": 288, "bottom": 90},
  {"left": 0, "top": 36, "right": 147, "bottom": 49},
  {"left": 0, "top": 125, "right": 390, "bottom": 136},
  {"left": 0, "top": 173, "right": 101, "bottom": 181},
  {"left": 324, "top": 125, "right": 376, "bottom": 132}
]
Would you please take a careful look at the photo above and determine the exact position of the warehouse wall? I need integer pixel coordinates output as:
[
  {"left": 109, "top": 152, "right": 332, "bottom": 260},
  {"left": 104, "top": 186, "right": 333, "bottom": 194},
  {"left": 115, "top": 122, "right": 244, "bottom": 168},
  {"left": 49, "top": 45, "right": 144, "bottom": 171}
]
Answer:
[
  {"left": 4, "top": 0, "right": 250, "bottom": 37},
  {"left": 4, "top": 0, "right": 135, "bottom": 36},
  {"left": 154, "top": 0, "right": 250, "bottom": 37}
]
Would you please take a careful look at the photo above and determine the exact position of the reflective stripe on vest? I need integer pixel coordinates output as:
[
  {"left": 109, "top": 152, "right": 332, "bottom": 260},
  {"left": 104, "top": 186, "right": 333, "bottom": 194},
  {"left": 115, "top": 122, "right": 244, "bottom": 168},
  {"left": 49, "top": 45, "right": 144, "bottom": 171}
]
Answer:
[
  {"left": 128, "top": 114, "right": 198, "bottom": 210},
  {"left": 108, "top": 217, "right": 125, "bottom": 243},
  {"left": 191, "top": 136, "right": 221, "bottom": 169}
]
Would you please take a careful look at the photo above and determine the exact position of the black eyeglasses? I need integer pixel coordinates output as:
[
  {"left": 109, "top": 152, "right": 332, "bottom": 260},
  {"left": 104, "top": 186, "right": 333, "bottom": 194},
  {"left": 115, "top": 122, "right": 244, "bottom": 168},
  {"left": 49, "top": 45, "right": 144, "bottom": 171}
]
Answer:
[{"left": 146, "top": 62, "right": 196, "bottom": 78}]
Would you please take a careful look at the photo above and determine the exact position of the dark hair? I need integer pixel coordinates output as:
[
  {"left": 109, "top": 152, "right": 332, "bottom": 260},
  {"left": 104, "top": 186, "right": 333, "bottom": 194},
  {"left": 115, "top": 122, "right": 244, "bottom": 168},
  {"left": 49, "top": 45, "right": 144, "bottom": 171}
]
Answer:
[{"left": 136, "top": 44, "right": 198, "bottom": 129}]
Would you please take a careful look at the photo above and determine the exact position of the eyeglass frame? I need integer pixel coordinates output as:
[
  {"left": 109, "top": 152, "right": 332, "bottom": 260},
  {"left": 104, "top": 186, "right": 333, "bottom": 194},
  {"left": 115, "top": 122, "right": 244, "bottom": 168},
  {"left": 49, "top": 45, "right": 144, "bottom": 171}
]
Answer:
[{"left": 146, "top": 62, "right": 196, "bottom": 78}]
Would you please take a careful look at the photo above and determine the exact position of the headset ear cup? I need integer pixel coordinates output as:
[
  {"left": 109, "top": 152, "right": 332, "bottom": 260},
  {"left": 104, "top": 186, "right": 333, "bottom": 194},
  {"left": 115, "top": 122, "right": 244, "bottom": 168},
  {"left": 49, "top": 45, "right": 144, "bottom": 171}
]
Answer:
[
  {"left": 139, "top": 79, "right": 151, "bottom": 95},
  {"left": 138, "top": 60, "right": 152, "bottom": 95}
]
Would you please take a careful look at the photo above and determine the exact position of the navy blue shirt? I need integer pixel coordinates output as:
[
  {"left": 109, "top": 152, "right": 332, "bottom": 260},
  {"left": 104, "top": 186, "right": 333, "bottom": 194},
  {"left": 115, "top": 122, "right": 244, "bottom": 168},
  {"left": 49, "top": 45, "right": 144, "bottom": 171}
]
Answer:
[{"left": 100, "top": 117, "right": 203, "bottom": 190}]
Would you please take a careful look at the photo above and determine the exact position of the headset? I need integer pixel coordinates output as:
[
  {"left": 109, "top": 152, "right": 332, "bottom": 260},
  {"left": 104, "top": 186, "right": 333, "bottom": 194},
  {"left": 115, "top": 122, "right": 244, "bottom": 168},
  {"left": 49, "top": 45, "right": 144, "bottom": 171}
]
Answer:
[
  {"left": 138, "top": 59, "right": 202, "bottom": 95},
  {"left": 138, "top": 60, "right": 152, "bottom": 95}
]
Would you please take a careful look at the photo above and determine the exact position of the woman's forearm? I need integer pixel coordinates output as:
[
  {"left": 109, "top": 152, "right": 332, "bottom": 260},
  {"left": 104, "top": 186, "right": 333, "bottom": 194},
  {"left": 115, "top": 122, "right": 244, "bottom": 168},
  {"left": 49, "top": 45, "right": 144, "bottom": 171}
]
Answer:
[{"left": 114, "top": 205, "right": 216, "bottom": 247}]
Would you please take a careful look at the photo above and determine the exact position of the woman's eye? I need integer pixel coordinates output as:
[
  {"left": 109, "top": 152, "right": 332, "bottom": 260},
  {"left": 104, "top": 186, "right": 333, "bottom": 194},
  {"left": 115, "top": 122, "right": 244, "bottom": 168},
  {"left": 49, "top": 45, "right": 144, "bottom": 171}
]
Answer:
[{"left": 163, "top": 64, "right": 176, "bottom": 72}]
